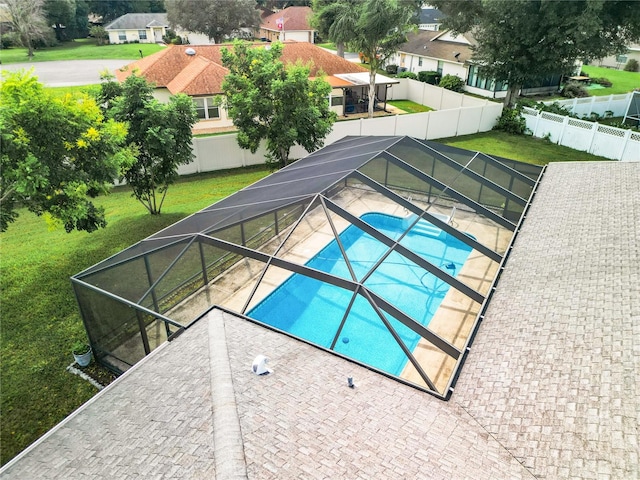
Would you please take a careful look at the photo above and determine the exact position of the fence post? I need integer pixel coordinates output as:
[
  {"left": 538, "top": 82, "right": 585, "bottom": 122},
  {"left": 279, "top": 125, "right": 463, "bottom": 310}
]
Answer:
[
  {"left": 587, "top": 122, "right": 599, "bottom": 155},
  {"left": 605, "top": 94, "right": 613, "bottom": 114},
  {"left": 557, "top": 115, "right": 569, "bottom": 145},
  {"left": 424, "top": 111, "right": 431, "bottom": 140},
  {"left": 572, "top": 98, "right": 578, "bottom": 115},
  {"left": 618, "top": 129, "right": 632, "bottom": 161},
  {"left": 394, "top": 114, "right": 398, "bottom": 135},
  {"left": 533, "top": 110, "right": 541, "bottom": 137}
]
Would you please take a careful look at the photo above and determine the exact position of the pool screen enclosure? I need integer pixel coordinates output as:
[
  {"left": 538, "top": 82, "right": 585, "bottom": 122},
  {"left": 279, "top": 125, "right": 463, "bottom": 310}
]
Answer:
[{"left": 72, "top": 136, "right": 544, "bottom": 399}]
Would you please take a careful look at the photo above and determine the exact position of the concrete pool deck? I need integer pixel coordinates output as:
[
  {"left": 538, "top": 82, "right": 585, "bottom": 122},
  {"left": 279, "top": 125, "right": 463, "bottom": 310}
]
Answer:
[
  {"left": 3, "top": 160, "right": 637, "bottom": 479},
  {"left": 164, "top": 183, "right": 510, "bottom": 394}
]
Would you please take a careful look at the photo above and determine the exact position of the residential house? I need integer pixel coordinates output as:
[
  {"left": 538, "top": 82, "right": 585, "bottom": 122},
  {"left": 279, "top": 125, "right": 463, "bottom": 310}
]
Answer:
[
  {"left": 595, "top": 43, "right": 640, "bottom": 70},
  {"left": 104, "top": 12, "right": 214, "bottom": 45},
  {"left": 418, "top": 6, "right": 445, "bottom": 31},
  {"left": 390, "top": 29, "right": 562, "bottom": 99},
  {"left": 115, "top": 42, "right": 398, "bottom": 130},
  {"left": 104, "top": 13, "right": 170, "bottom": 44},
  {"left": 257, "top": 6, "right": 315, "bottom": 43}
]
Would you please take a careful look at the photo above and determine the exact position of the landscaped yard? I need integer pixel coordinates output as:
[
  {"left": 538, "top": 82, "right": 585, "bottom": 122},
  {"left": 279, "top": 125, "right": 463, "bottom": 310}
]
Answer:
[
  {"left": 580, "top": 65, "right": 640, "bottom": 96},
  {"left": 0, "top": 38, "right": 164, "bottom": 64},
  {"left": 439, "top": 131, "right": 611, "bottom": 164},
  {"left": 387, "top": 100, "right": 434, "bottom": 113}
]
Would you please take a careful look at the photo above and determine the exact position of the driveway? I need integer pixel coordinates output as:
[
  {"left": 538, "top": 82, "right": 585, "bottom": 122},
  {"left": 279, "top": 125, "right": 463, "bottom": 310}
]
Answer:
[{"left": 1, "top": 59, "right": 132, "bottom": 86}]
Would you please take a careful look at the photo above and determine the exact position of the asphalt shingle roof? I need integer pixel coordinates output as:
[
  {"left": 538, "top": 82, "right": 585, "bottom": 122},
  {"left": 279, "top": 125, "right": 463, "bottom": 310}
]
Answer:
[
  {"left": 116, "top": 42, "right": 368, "bottom": 95},
  {"left": 104, "top": 13, "right": 168, "bottom": 31},
  {"left": 2, "top": 160, "right": 638, "bottom": 479}
]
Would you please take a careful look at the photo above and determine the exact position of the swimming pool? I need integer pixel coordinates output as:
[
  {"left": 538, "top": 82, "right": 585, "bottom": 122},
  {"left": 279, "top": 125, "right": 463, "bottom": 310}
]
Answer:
[{"left": 247, "top": 212, "right": 472, "bottom": 376}]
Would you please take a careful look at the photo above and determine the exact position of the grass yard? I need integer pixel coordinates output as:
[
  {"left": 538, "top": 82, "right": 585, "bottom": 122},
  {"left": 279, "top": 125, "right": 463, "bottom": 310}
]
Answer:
[
  {"left": 580, "top": 65, "right": 640, "bottom": 96},
  {"left": 387, "top": 100, "right": 434, "bottom": 113},
  {"left": 0, "top": 166, "right": 270, "bottom": 466},
  {"left": 438, "top": 131, "right": 611, "bottom": 164},
  {"left": 0, "top": 38, "right": 164, "bottom": 64}
]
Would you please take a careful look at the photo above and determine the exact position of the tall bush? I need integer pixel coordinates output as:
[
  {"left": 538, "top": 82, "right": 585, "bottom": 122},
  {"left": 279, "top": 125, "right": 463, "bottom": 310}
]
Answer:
[
  {"left": 439, "top": 74, "right": 465, "bottom": 92},
  {"left": 494, "top": 106, "right": 528, "bottom": 135},
  {"left": 624, "top": 58, "right": 639, "bottom": 72},
  {"left": 418, "top": 70, "right": 440, "bottom": 85},
  {"left": 397, "top": 71, "right": 417, "bottom": 80}
]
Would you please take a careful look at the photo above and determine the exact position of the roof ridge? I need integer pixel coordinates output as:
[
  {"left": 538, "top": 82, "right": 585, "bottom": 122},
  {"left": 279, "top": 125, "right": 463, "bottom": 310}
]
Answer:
[{"left": 209, "top": 311, "right": 248, "bottom": 478}]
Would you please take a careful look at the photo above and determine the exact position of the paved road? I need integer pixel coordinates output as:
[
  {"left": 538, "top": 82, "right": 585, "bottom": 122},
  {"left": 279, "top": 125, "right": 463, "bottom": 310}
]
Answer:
[{"left": 1, "top": 59, "right": 132, "bottom": 86}]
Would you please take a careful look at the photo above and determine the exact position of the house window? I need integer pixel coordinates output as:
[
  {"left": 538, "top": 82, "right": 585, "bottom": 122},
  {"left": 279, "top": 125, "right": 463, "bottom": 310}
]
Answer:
[
  {"left": 118, "top": 31, "right": 126, "bottom": 41},
  {"left": 331, "top": 96, "right": 343, "bottom": 107},
  {"left": 138, "top": 30, "right": 147, "bottom": 40},
  {"left": 194, "top": 97, "right": 220, "bottom": 120},
  {"left": 418, "top": 58, "right": 423, "bottom": 67},
  {"left": 437, "top": 60, "right": 444, "bottom": 75},
  {"left": 466, "top": 65, "right": 507, "bottom": 91},
  {"left": 616, "top": 54, "right": 628, "bottom": 64}
]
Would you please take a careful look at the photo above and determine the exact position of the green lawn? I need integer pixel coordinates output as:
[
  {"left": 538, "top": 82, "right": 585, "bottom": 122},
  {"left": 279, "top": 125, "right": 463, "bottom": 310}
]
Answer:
[
  {"left": 438, "top": 131, "right": 611, "bottom": 164},
  {"left": 387, "top": 100, "right": 434, "bottom": 113},
  {"left": 580, "top": 65, "right": 640, "bottom": 96},
  {"left": 0, "top": 166, "right": 270, "bottom": 466},
  {"left": 0, "top": 38, "right": 164, "bottom": 64}
]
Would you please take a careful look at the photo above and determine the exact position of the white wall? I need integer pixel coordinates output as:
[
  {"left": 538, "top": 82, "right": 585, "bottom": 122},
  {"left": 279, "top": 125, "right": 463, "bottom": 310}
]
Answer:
[
  {"left": 180, "top": 96, "right": 504, "bottom": 175},
  {"left": 543, "top": 93, "right": 634, "bottom": 118},
  {"left": 107, "top": 28, "right": 160, "bottom": 44},
  {"left": 522, "top": 106, "right": 640, "bottom": 162}
]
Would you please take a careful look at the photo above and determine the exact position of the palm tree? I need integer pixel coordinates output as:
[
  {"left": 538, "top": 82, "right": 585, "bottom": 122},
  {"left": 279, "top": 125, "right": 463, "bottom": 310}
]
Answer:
[
  {"left": 311, "top": 0, "right": 358, "bottom": 58},
  {"left": 348, "top": 0, "right": 416, "bottom": 118}
]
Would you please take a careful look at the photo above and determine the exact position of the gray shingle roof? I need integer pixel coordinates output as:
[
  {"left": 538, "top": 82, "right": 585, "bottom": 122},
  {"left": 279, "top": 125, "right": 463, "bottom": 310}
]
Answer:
[
  {"left": 1, "top": 160, "right": 638, "bottom": 479},
  {"left": 104, "top": 13, "right": 168, "bottom": 31},
  {"left": 398, "top": 30, "right": 474, "bottom": 64}
]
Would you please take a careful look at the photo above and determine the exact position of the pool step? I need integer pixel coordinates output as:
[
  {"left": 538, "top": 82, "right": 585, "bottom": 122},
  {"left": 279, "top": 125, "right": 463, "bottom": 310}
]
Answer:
[{"left": 411, "top": 220, "right": 442, "bottom": 238}]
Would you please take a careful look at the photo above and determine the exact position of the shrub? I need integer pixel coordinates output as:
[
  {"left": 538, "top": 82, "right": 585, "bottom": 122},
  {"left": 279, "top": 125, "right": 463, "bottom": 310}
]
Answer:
[
  {"left": 438, "top": 74, "right": 465, "bottom": 92},
  {"left": 418, "top": 70, "right": 440, "bottom": 85},
  {"left": 385, "top": 64, "right": 398, "bottom": 75},
  {"left": 0, "top": 32, "right": 16, "bottom": 49},
  {"left": 591, "top": 77, "right": 612, "bottom": 87},
  {"left": 560, "top": 82, "right": 589, "bottom": 98},
  {"left": 494, "top": 106, "right": 528, "bottom": 135},
  {"left": 397, "top": 71, "right": 418, "bottom": 80},
  {"left": 624, "top": 58, "right": 639, "bottom": 72}
]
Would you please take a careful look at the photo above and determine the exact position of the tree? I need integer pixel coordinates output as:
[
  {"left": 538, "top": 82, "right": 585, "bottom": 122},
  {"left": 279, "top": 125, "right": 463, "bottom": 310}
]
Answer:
[
  {"left": 221, "top": 41, "right": 337, "bottom": 169},
  {"left": 432, "top": 0, "right": 640, "bottom": 107},
  {"left": 87, "top": 0, "right": 164, "bottom": 24},
  {"left": 102, "top": 74, "right": 198, "bottom": 215},
  {"left": 332, "top": 0, "right": 417, "bottom": 118},
  {"left": 5, "top": 0, "right": 52, "bottom": 59},
  {"left": 89, "top": 25, "right": 108, "bottom": 45},
  {"left": 45, "top": 0, "right": 76, "bottom": 41},
  {"left": 0, "top": 71, "right": 134, "bottom": 233},
  {"left": 311, "top": 0, "right": 357, "bottom": 57},
  {"left": 165, "top": 0, "right": 258, "bottom": 44}
]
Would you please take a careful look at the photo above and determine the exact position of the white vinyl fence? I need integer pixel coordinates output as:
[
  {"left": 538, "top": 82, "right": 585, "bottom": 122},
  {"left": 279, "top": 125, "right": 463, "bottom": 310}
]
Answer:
[
  {"left": 522, "top": 106, "right": 640, "bottom": 162},
  {"left": 181, "top": 80, "right": 504, "bottom": 175},
  {"left": 543, "top": 93, "right": 634, "bottom": 118}
]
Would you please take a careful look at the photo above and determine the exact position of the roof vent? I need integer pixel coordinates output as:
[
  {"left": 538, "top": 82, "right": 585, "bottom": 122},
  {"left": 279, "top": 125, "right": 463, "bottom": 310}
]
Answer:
[{"left": 185, "top": 47, "right": 196, "bottom": 56}]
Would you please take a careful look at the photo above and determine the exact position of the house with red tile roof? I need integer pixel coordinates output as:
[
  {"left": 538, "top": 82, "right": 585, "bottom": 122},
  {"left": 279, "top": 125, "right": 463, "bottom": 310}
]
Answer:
[
  {"left": 258, "top": 6, "right": 315, "bottom": 43},
  {"left": 116, "top": 42, "right": 399, "bottom": 129}
]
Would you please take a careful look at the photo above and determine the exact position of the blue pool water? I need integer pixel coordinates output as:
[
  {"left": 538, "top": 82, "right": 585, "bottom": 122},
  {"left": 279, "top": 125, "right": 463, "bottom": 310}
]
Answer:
[{"left": 247, "top": 212, "right": 472, "bottom": 376}]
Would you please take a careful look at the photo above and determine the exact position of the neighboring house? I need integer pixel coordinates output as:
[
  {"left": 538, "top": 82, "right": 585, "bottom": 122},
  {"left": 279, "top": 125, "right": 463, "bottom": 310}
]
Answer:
[
  {"left": 418, "top": 6, "right": 445, "bottom": 31},
  {"left": 595, "top": 43, "right": 640, "bottom": 70},
  {"left": 258, "top": 6, "right": 315, "bottom": 43},
  {"left": 115, "top": 42, "right": 398, "bottom": 128},
  {"left": 104, "top": 13, "right": 169, "bottom": 44},
  {"left": 104, "top": 12, "right": 214, "bottom": 45},
  {"left": 391, "top": 30, "right": 563, "bottom": 99}
]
